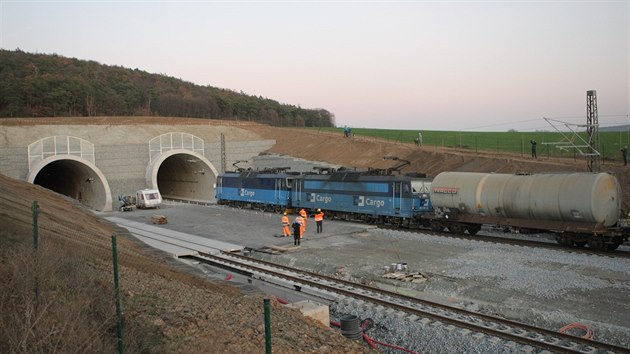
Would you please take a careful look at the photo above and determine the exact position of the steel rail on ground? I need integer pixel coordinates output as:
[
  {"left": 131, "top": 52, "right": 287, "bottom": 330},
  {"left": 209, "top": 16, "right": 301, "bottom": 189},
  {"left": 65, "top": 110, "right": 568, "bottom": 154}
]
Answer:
[{"left": 186, "top": 251, "right": 629, "bottom": 354}]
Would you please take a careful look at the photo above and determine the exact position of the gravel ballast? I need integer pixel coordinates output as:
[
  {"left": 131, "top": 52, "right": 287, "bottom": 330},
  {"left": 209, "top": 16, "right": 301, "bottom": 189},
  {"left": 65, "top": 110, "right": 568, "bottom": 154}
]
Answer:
[{"left": 112, "top": 203, "right": 630, "bottom": 350}]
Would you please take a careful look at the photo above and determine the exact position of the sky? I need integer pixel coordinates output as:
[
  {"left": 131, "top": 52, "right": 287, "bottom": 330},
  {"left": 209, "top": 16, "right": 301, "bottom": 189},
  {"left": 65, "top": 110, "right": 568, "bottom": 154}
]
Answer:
[{"left": 1, "top": 0, "right": 629, "bottom": 132}]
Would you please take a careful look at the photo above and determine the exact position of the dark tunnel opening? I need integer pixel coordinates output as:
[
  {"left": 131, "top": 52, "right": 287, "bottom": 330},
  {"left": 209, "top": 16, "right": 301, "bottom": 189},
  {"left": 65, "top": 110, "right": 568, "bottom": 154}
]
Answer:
[
  {"left": 156, "top": 153, "right": 215, "bottom": 202},
  {"left": 33, "top": 159, "right": 105, "bottom": 210}
]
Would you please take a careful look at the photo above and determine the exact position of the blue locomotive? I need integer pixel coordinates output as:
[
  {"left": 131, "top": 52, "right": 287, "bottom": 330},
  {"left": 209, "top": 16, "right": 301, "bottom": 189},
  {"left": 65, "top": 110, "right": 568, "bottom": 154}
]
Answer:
[
  {"left": 215, "top": 170, "right": 292, "bottom": 213},
  {"left": 216, "top": 169, "right": 433, "bottom": 226},
  {"left": 291, "top": 171, "right": 432, "bottom": 226}
]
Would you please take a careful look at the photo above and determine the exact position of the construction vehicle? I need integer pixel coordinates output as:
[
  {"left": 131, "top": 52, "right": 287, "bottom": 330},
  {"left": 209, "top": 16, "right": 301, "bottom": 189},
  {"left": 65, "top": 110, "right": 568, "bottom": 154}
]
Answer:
[{"left": 118, "top": 194, "right": 136, "bottom": 212}]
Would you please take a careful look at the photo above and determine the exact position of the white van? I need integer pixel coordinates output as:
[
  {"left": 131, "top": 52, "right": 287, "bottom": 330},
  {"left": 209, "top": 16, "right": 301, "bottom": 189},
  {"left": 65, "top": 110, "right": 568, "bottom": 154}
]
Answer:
[{"left": 136, "top": 189, "right": 162, "bottom": 209}]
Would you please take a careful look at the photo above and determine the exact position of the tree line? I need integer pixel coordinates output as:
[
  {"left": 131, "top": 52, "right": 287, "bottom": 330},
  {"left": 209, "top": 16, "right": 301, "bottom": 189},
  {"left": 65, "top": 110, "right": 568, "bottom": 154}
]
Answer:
[{"left": 0, "top": 49, "right": 335, "bottom": 127}]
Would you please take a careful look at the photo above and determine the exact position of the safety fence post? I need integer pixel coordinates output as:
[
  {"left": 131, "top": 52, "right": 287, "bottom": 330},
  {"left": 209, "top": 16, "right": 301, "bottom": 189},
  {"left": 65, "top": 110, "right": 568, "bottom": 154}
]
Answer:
[
  {"left": 32, "top": 201, "right": 40, "bottom": 310},
  {"left": 112, "top": 234, "right": 124, "bottom": 354},
  {"left": 264, "top": 298, "right": 272, "bottom": 354}
]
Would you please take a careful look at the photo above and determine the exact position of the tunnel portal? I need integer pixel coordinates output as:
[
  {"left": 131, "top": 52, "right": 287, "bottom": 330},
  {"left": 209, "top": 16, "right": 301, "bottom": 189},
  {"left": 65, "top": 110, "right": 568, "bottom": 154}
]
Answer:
[
  {"left": 32, "top": 158, "right": 108, "bottom": 211},
  {"left": 156, "top": 153, "right": 215, "bottom": 202}
]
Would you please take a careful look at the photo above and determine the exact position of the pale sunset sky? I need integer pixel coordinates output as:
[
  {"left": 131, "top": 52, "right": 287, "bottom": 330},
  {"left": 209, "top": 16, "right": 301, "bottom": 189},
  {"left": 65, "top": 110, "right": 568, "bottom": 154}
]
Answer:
[{"left": 1, "top": 0, "right": 628, "bottom": 131}]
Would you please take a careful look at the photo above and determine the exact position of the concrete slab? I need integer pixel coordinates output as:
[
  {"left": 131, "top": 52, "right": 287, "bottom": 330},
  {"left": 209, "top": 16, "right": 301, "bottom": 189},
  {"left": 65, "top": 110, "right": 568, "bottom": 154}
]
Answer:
[
  {"left": 105, "top": 216, "right": 243, "bottom": 256},
  {"left": 102, "top": 202, "right": 373, "bottom": 252},
  {"left": 286, "top": 300, "right": 330, "bottom": 327}
]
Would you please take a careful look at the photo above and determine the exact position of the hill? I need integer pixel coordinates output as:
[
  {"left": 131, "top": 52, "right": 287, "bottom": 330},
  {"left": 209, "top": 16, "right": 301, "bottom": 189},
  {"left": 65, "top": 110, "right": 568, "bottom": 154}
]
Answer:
[
  {"left": 601, "top": 124, "right": 630, "bottom": 132},
  {"left": 0, "top": 50, "right": 334, "bottom": 127}
]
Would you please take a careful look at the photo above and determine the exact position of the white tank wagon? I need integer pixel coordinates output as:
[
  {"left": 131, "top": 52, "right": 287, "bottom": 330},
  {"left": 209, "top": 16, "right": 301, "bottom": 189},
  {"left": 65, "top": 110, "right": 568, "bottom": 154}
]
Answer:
[{"left": 427, "top": 171, "right": 628, "bottom": 250}]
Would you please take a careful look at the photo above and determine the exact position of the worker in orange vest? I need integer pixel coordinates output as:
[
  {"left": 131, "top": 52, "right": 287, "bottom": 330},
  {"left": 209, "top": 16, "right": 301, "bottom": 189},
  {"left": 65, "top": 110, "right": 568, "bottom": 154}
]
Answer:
[
  {"left": 281, "top": 212, "right": 290, "bottom": 237},
  {"left": 314, "top": 208, "right": 324, "bottom": 233},
  {"left": 299, "top": 208, "right": 307, "bottom": 234},
  {"left": 296, "top": 214, "right": 306, "bottom": 239}
]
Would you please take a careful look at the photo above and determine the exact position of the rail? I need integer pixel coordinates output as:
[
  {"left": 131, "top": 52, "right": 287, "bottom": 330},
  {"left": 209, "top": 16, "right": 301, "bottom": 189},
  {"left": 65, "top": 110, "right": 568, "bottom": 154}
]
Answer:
[{"left": 185, "top": 251, "right": 630, "bottom": 354}]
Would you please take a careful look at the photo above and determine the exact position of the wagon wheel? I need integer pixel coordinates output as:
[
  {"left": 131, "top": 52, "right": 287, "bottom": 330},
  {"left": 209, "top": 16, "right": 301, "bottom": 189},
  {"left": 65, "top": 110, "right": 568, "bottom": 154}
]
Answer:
[
  {"left": 466, "top": 225, "right": 481, "bottom": 235},
  {"left": 573, "top": 241, "right": 587, "bottom": 248},
  {"left": 555, "top": 233, "right": 574, "bottom": 246},
  {"left": 430, "top": 222, "right": 443, "bottom": 232},
  {"left": 604, "top": 243, "right": 621, "bottom": 251},
  {"left": 587, "top": 237, "right": 604, "bottom": 250},
  {"left": 448, "top": 223, "right": 465, "bottom": 234}
]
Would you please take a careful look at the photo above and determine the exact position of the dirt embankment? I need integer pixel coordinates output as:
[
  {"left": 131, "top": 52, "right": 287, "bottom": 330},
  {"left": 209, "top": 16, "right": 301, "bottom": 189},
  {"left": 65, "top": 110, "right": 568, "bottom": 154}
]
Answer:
[
  {"left": 0, "top": 117, "right": 370, "bottom": 353},
  {"left": 246, "top": 125, "right": 630, "bottom": 211}
]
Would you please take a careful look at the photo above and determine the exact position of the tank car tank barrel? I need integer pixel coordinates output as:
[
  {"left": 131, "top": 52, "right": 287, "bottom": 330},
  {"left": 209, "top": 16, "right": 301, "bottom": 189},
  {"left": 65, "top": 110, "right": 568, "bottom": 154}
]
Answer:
[{"left": 430, "top": 172, "right": 621, "bottom": 227}]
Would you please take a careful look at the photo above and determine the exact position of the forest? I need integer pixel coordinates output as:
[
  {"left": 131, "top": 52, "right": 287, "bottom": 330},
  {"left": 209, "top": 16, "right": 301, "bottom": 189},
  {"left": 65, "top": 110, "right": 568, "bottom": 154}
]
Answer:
[{"left": 0, "top": 49, "right": 335, "bottom": 127}]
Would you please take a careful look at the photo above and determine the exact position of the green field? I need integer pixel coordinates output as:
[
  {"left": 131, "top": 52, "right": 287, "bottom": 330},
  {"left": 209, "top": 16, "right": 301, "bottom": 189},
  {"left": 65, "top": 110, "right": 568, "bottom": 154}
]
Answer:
[{"left": 308, "top": 127, "right": 630, "bottom": 162}]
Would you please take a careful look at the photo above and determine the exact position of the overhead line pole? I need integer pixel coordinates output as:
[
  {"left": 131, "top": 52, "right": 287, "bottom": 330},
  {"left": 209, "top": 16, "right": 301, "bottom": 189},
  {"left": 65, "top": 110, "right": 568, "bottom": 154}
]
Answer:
[{"left": 586, "top": 90, "right": 600, "bottom": 172}]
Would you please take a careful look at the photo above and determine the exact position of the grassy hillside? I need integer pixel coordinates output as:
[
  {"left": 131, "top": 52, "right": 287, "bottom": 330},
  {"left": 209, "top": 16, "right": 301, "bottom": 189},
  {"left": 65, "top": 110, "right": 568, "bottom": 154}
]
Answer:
[{"left": 310, "top": 127, "right": 630, "bottom": 161}]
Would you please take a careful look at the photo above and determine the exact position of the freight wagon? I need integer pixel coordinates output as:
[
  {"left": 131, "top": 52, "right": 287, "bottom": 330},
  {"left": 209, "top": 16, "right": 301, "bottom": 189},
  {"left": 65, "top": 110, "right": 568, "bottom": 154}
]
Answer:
[{"left": 426, "top": 172, "right": 629, "bottom": 250}]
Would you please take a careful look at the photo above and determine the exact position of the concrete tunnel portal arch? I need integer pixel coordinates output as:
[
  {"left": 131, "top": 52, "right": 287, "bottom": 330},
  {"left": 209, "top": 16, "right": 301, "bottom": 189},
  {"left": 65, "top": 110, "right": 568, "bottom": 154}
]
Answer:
[
  {"left": 27, "top": 155, "right": 113, "bottom": 212},
  {"left": 147, "top": 150, "right": 218, "bottom": 202},
  {"left": 27, "top": 136, "right": 113, "bottom": 212}
]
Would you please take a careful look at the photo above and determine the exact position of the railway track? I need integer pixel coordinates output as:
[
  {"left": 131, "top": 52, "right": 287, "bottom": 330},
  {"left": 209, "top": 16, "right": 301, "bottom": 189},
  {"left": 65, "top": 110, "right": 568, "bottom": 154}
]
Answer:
[
  {"left": 184, "top": 251, "right": 630, "bottom": 353},
  {"left": 378, "top": 225, "right": 630, "bottom": 259}
]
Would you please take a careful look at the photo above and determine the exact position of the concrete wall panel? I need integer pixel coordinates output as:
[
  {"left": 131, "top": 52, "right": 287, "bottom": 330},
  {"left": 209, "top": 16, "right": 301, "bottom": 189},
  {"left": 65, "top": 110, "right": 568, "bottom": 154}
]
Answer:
[{"left": 0, "top": 123, "right": 276, "bottom": 211}]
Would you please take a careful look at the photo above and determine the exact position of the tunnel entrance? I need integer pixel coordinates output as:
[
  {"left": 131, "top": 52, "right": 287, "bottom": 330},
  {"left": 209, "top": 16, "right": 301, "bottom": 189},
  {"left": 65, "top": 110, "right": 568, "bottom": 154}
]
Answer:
[
  {"left": 32, "top": 158, "right": 108, "bottom": 210},
  {"left": 156, "top": 153, "right": 215, "bottom": 202}
]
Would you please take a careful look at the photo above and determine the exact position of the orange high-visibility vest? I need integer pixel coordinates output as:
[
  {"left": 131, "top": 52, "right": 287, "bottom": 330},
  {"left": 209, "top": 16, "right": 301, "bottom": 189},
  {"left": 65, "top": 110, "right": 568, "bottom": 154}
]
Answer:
[
  {"left": 299, "top": 209, "right": 307, "bottom": 218},
  {"left": 282, "top": 215, "right": 289, "bottom": 225},
  {"left": 314, "top": 212, "right": 324, "bottom": 222},
  {"left": 296, "top": 215, "right": 306, "bottom": 237}
]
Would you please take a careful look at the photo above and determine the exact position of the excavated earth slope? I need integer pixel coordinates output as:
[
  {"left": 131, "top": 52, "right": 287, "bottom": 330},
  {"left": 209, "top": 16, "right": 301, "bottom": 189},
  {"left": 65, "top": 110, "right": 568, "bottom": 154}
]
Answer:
[{"left": 245, "top": 124, "right": 630, "bottom": 211}]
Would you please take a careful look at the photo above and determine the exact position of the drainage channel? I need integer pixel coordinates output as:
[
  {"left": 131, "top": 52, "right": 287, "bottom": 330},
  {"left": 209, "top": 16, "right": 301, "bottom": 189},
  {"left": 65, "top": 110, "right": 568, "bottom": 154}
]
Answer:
[{"left": 182, "top": 251, "right": 629, "bottom": 354}]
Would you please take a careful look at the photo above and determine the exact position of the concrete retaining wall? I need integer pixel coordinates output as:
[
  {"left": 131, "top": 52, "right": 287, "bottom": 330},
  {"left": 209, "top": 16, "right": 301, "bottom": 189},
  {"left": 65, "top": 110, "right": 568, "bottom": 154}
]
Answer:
[{"left": 0, "top": 124, "right": 275, "bottom": 210}]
